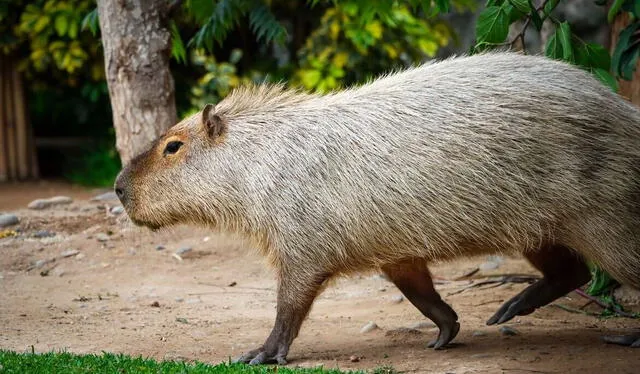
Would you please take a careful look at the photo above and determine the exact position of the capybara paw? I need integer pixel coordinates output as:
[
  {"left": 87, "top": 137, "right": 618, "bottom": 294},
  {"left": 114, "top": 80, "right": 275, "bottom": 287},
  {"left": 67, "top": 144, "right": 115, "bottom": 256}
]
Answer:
[
  {"left": 603, "top": 333, "right": 640, "bottom": 348},
  {"left": 487, "top": 299, "right": 535, "bottom": 326},
  {"left": 234, "top": 347, "right": 288, "bottom": 365},
  {"left": 427, "top": 322, "right": 460, "bottom": 350}
]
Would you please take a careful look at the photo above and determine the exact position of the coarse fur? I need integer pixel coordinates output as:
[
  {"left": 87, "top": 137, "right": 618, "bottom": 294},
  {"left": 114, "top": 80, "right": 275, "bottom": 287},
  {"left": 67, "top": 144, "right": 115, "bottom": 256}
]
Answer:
[{"left": 115, "top": 51, "right": 640, "bottom": 358}]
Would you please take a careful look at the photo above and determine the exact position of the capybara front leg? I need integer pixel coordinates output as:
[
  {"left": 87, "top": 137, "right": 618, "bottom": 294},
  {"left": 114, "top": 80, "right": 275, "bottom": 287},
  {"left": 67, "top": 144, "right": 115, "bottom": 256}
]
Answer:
[
  {"left": 234, "top": 272, "right": 328, "bottom": 365},
  {"left": 382, "top": 259, "right": 460, "bottom": 349},
  {"left": 487, "top": 244, "right": 590, "bottom": 325},
  {"left": 603, "top": 332, "right": 640, "bottom": 348}
]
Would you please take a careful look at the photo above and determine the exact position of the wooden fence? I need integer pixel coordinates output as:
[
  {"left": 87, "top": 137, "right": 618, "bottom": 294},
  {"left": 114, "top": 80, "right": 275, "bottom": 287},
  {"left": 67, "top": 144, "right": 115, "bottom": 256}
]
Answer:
[{"left": 0, "top": 54, "right": 38, "bottom": 182}]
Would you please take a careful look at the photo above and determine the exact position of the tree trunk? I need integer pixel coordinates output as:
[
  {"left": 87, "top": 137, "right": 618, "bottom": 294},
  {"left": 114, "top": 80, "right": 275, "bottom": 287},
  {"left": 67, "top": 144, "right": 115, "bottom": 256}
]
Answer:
[
  {"left": 97, "top": 0, "right": 177, "bottom": 165},
  {"left": 610, "top": 11, "right": 640, "bottom": 105}
]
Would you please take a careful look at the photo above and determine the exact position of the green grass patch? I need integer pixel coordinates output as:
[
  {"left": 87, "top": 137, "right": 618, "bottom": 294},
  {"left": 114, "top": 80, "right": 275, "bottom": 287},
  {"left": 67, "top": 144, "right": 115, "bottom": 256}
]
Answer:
[{"left": 0, "top": 350, "right": 386, "bottom": 374}]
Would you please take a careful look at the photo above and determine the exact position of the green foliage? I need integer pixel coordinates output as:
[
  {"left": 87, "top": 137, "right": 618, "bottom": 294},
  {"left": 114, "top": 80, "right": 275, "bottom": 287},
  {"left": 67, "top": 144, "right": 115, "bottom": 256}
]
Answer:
[
  {"left": 0, "top": 350, "right": 364, "bottom": 374},
  {"left": 294, "top": 1, "right": 453, "bottom": 92},
  {"left": 188, "top": 0, "right": 287, "bottom": 51}
]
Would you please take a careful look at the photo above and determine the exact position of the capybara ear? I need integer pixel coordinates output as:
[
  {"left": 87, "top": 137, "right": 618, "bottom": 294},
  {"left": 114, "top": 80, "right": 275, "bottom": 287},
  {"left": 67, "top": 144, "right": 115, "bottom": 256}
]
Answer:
[{"left": 202, "top": 103, "right": 226, "bottom": 140}]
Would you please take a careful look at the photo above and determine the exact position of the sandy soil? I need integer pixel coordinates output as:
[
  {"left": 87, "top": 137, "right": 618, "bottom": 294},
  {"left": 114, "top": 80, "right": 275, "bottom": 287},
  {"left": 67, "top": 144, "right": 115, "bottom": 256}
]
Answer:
[{"left": 1, "top": 182, "right": 640, "bottom": 374}]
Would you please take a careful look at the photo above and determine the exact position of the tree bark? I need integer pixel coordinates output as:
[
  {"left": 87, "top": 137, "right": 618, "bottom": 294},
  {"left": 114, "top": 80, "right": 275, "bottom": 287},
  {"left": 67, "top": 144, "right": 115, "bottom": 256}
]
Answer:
[
  {"left": 97, "top": 0, "right": 177, "bottom": 164},
  {"left": 610, "top": 11, "right": 640, "bottom": 105}
]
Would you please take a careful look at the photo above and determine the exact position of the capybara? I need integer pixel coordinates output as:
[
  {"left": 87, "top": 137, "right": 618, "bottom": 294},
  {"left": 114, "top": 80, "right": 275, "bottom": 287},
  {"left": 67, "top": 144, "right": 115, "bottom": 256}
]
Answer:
[{"left": 115, "top": 52, "right": 640, "bottom": 364}]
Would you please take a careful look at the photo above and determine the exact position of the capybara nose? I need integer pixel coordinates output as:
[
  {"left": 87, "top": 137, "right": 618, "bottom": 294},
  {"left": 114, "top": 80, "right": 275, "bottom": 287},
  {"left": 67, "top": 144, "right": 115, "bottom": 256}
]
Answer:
[{"left": 114, "top": 175, "right": 128, "bottom": 205}]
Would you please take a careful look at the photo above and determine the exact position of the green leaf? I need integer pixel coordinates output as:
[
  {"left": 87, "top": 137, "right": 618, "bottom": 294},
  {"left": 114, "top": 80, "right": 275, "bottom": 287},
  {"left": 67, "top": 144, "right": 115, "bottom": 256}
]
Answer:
[
  {"left": 608, "top": 0, "right": 625, "bottom": 23},
  {"left": 435, "top": 0, "right": 450, "bottom": 12},
  {"left": 612, "top": 23, "right": 640, "bottom": 79},
  {"left": 169, "top": 20, "right": 186, "bottom": 64},
  {"left": 54, "top": 14, "right": 68, "bottom": 36},
  {"left": 68, "top": 21, "right": 78, "bottom": 39},
  {"left": 593, "top": 68, "right": 619, "bottom": 92},
  {"left": 508, "top": 0, "right": 530, "bottom": 13},
  {"left": 476, "top": 6, "right": 510, "bottom": 44},
  {"left": 544, "top": 30, "right": 562, "bottom": 59},
  {"left": 620, "top": 44, "right": 640, "bottom": 80},
  {"left": 576, "top": 42, "right": 611, "bottom": 71},
  {"left": 248, "top": 4, "right": 287, "bottom": 44},
  {"left": 558, "top": 22, "right": 574, "bottom": 63},
  {"left": 229, "top": 49, "right": 242, "bottom": 64},
  {"left": 81, "top": 8, "right": 100, "bottom": 36},
  {"left": 543, "top": 0, "right": 560, "bottom": 16}
]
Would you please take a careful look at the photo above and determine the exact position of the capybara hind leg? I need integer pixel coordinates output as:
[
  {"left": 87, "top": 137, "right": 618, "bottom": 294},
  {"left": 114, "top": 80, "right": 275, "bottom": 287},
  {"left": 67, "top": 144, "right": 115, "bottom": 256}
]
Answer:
[
  {"left": 487, "top": 244, "right": 590, "bottom": 325},
  {"left": 382, "top": 259, "right": 460, "bottom": 349},
  {"left": 603, "top": 332, "right": 640, "bottom": 348},
  {"left": 234, "top": 271, "right": 328, "bottom": 365}
]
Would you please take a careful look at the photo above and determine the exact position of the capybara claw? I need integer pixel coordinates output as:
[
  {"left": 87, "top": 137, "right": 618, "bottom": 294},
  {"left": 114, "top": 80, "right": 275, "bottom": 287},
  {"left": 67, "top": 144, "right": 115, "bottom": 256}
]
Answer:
[
  {"left": 235, "top": 347, "right": 288, "bottom": 365},
  {"left": 603, "top": 333, "right": 640, "bottom": 348}
]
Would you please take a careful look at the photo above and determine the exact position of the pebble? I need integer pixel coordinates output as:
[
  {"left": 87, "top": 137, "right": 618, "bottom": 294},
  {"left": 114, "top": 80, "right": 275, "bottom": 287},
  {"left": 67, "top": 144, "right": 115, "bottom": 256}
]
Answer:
[
  {"left": 150, "top": 301, "right": 160, "bottom": 307},
  {"left": 203, "top": 236, "right": 210, "bottom": 242},
  {"left": 349, "top": 355, "right": 360, "bottom": 363},
  {"left": 186, "top": 298, "right": 201, "bottom": 304},
  {"left": 472, "top": 330, "right": 487, "bottom": 337},
  {"left": 60, "top": 249, "right": 80, "bottom": 258},
  {"left": 499, "top": 326, "right": 519, "bottom": 336},
  {"left": 360, "top": 321, "right": 379, "bottom": 333},
  {"left": 33, "top": 230, "right": 55, "bottom": 238},
  {"left": 156, "top": 245, "right": 166, "bottom": 251},
  {"left": 95, "top": 233, "right": 110, "bottom": 242},
  {"left": 0, "top": 214, "right": 19, "bottom": 228},
  {"left": 409, "top": 321, "right": 436, "bottom": 330},
  {"left": 110, "top": 206, "right": 124, "bottom": 215},
  {"left": 390, "top": 295, "right": 404, "bottom": 304},
  {"left": 175, "top": 247, "right": 192, "bottom": 255},
  {"left": 90, "top": 191, "right": 118, "bottom": 202},
  {"left": 174, "top": 297, "right": 184, "bottom": 302},
  {"left": 75, "top": 253, "right": 85, "bottom": 260},
  {"left": 28, "top": 196, "right": 73, "bottom": 210},
  {"left": 34, "top": 259, "right": 48, "bottom": 269}
]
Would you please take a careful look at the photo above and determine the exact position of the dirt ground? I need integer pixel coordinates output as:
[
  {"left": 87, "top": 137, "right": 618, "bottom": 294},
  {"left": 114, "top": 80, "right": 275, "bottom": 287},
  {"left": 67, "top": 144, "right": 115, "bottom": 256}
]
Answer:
[{"left": 1, "top": 182, "right": 640, "bottom": 374}]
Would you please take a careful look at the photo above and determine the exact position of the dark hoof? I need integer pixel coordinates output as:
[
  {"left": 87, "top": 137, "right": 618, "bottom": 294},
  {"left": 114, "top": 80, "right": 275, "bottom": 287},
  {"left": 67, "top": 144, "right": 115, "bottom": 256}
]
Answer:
[
  {"left": 234, "top": 347, "right": 288, "bottom": 365},
  {"left": 427, "top": 322, "right": 460, "bottom": 349},
  {"left": 603, "top": 334, "right": 640, "bottom": 348}
]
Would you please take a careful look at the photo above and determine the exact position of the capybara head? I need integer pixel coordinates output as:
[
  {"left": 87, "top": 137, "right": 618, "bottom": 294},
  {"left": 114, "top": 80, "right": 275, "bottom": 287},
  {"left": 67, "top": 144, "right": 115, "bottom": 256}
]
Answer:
[{"left": 114, "top": 104, "right": 231, "bottom": 231}]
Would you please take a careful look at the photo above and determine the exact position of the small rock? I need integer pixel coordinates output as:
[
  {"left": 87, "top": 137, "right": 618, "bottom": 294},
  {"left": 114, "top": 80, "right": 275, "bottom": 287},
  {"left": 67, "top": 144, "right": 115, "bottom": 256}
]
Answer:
[
  {"left": 390, "top": 295, "right": 404, "bottom": 304},
  {"left": 175, "top": 247, "right": 192, "bottom": 255},
  {"left": 499, "top": 326, "right": 519, "bottom": 336},
  {"left": 60, "top": 249, "right": 80, "bottom": 258},
  {"left": 228, "top": 281, "right": 237, "bottom": 287},
  {"left": 150, "top": 301, "right": 160, "bottom": 307},
  {"left": 409, "top": 321, "right": 436, "bottom": 330},
  {"left": 53, "top": 267, "right": 66, "bottom": 277},
  {"left": 174, "top": 297, "right": 184, "bottom": 302},
  {"left": 0, "top": 214, "right": 19, "bottom": 228},
  {"left": 33, "top": 259, "right": 48, "bottom": 269},
  {"left": 203, "top": 236, "right": 210, "bottom": 242},
  {"left": 110, "top": 206, "right": 125, "bottom": 215},
  {"left": 95, "top": 233, "right": 110, "bottom": 242},
  {"left": 75, "top": 253, "right": 85, "bottom": 260},
  {"left": 155, "top": 245, "right": 166, "bottom": 251},
  {"left": 186, "top": 298, "right": 201, "bottom": 304},
  {"left": 349, "top": 355, "right": 360, "bottom": 363},
  {"left": 360, "top": 321, "right": 379, "bottom": 333},
  {"left": 91, "top": 191, "right": 118, "bottom": 202},
  {"left": 175, "top": 317, "right": 188, "bottom": 324},
  {"left": 33, "top": 230, "right": 55, "bottom": 238},
  {"left": 28, "top": 196, "right": 73, "bottom": 210},
  {"left": 472, "top": 330, "right": 487, "bottom": 337}
]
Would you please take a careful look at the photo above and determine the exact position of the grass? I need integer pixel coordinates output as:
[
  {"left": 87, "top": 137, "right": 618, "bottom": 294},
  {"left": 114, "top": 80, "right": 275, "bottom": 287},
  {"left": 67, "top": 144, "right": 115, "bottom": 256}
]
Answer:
[{"left": 0, "top": 351, "right": 394, "bottom": 374}]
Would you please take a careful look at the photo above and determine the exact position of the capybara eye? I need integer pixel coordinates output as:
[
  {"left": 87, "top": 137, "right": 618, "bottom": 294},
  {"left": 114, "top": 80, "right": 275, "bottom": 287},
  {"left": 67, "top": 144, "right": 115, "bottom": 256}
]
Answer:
[{"left": 163, "top": 141, "right": 183, "bottom": 156}]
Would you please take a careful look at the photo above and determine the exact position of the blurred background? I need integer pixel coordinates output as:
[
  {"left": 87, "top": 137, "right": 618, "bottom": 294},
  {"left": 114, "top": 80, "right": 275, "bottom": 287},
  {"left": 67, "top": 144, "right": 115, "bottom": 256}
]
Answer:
[{"left": 0, "top": 0, "right": 632, "bottom": 193}]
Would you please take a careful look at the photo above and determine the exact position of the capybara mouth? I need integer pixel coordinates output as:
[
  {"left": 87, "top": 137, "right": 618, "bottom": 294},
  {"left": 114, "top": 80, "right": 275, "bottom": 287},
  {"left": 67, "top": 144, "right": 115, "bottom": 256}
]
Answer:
[{"left": 130, "top": 217, "right": 162, "bottom": 232}]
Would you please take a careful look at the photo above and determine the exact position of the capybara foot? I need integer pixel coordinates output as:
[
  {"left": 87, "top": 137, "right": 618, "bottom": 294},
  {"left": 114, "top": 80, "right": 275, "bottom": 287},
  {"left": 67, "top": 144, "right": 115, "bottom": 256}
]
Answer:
[
  {"left": 603, "top": 333, "right": 640, "bottom": 348},
  {"left": 234, "top": 346, "right": 288, "bottom": 365},
  {"left": 427, "top": 321, "right": 460, "bottom": 349}
]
